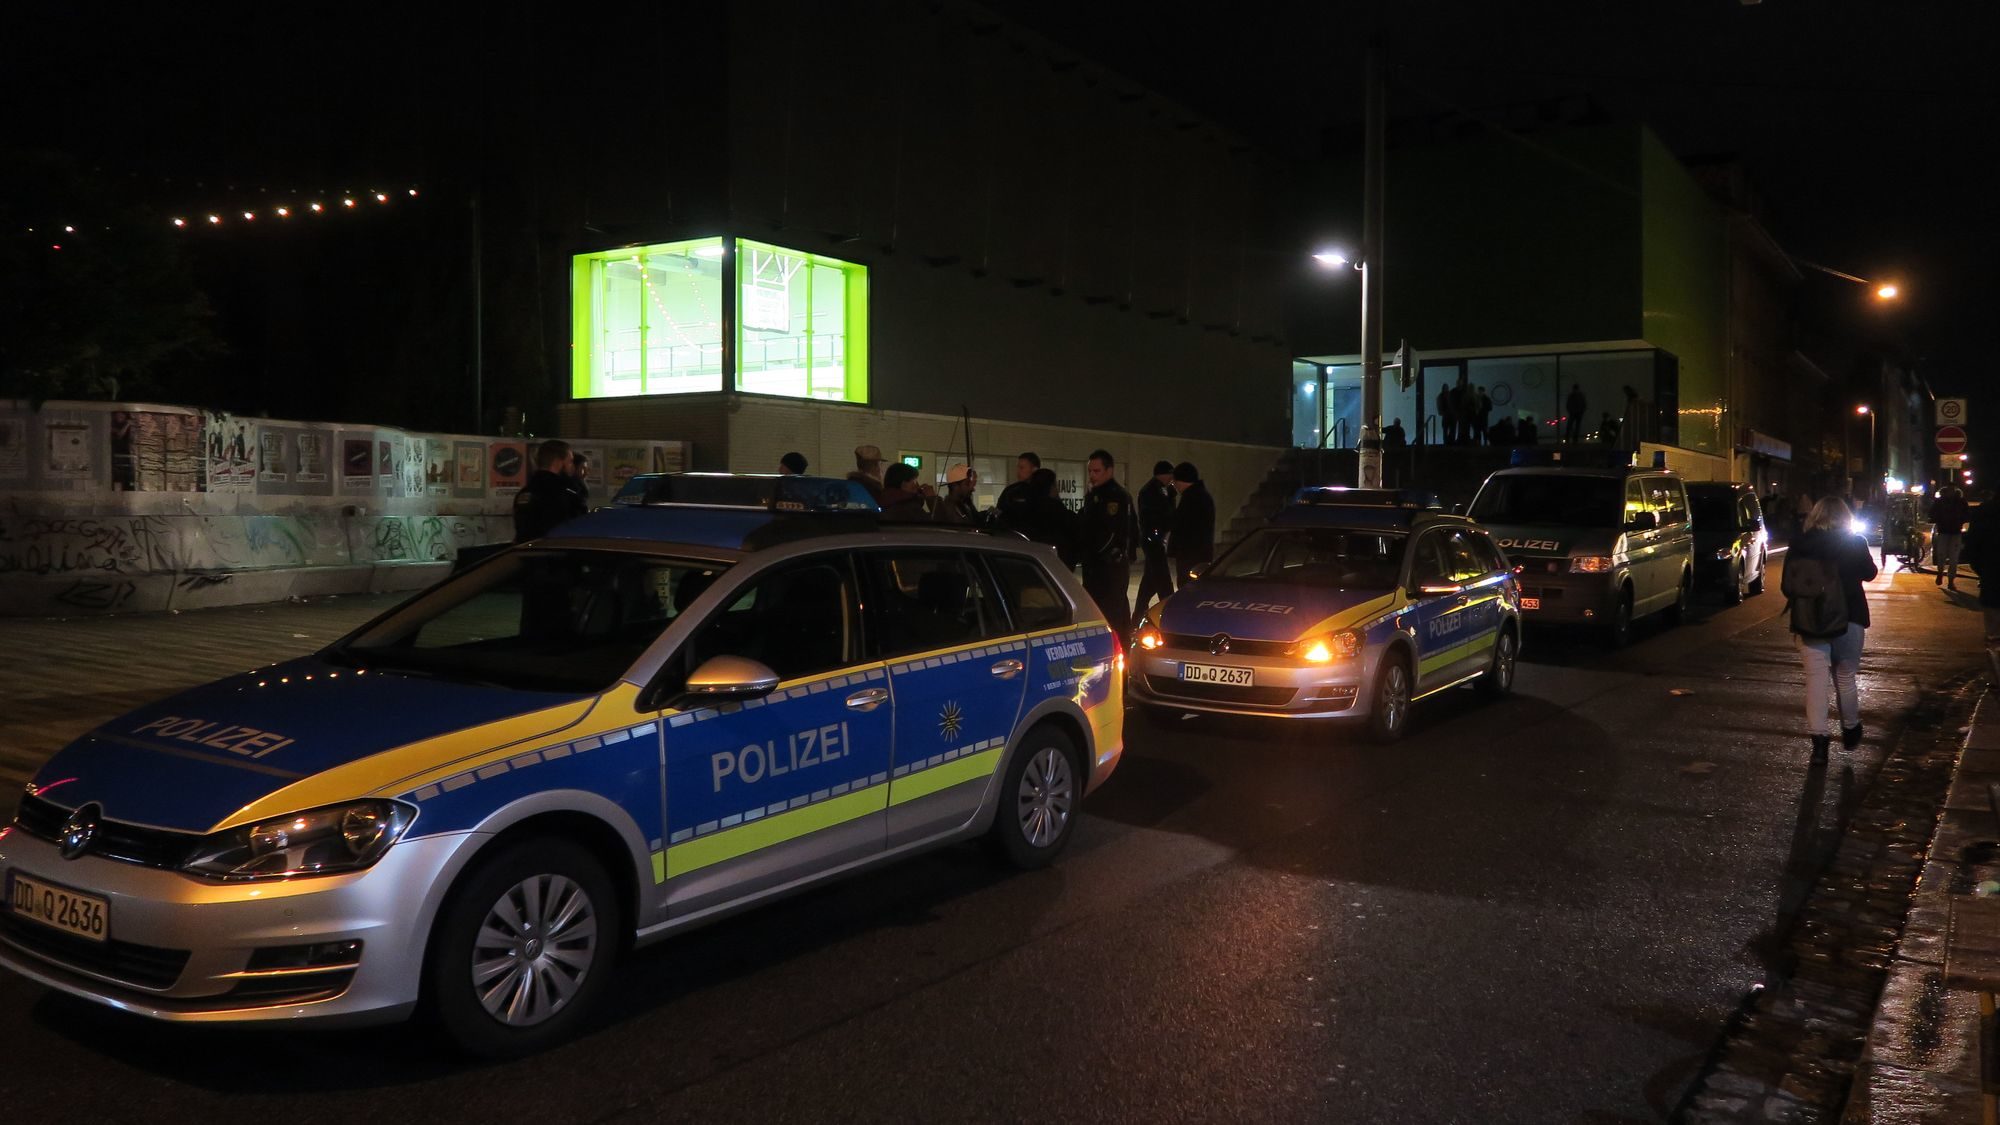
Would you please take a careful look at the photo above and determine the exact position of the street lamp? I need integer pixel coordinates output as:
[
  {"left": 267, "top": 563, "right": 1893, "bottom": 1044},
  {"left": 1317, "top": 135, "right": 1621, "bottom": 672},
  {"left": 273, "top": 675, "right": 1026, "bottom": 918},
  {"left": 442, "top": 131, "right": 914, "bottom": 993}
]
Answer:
[
  {"left": 1855, "top": 405, "right": 1877, "bottom": 503},
  {"left": 1312, "top": 249, "right": 1368, "bottom": 456}
]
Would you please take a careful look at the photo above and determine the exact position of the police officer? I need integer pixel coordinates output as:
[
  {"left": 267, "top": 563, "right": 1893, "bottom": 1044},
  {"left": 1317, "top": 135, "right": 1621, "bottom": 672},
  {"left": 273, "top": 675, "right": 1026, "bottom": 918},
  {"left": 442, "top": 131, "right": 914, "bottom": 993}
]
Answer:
[
  {"left": 1169, "top": 461, "right": 1215, "bottom": 590},
  {"left": 1135, "top": 459, "right": 1177, "bottom": 616},
  {"left": 1079, "top": 449, "right": 1139, "bottom": 639},
  {"left": 513, "top": 439, "right": 586, "bottom": 542}
]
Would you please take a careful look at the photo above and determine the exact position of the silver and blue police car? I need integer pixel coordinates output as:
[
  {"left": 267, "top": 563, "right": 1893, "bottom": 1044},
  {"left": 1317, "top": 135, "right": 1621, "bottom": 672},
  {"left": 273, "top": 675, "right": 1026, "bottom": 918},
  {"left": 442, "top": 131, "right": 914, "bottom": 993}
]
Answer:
[
  {"left": 1128, "top": 488, "right": 1521, "bottom": 740},
  {"left": 0, "top": 475, "right": 1124, "bottom": 1055}
]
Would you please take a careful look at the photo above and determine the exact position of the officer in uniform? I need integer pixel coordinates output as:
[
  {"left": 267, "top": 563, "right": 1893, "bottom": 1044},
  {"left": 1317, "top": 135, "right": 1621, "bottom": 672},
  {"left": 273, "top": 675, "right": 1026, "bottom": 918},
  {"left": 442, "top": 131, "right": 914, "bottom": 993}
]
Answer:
[
  {"left": 1135, "top": 459, "right": 1177, "bottom": 617},
  {"left": 513, "top": 439, "right": 586, "bottom": 542},
  {"left": 1079, "top": 449, "right": 1139, "bottom": 639}
]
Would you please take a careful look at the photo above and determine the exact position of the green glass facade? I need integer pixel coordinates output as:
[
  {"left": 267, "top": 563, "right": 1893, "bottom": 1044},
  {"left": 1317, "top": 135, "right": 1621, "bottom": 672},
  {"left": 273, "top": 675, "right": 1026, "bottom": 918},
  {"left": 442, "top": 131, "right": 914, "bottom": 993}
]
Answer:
[{"left": 571, "top": 236, "right": 868, "bottom": 404}]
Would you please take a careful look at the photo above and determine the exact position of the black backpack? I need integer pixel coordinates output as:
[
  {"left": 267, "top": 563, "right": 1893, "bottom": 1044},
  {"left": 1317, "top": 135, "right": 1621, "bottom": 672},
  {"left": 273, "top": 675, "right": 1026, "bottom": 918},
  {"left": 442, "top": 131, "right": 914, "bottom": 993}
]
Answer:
[{"left": 1782, "top": 552, "right": 1849, "bottom": 638}]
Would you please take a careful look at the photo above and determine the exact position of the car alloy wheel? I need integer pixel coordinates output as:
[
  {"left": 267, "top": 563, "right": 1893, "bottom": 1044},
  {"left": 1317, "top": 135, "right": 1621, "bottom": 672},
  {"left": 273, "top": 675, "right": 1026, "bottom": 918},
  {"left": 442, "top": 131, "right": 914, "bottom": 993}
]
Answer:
[
  {"left": 989, "top": 724, "right": 1084, "bottom": 869},
  {"left": 1017, "top": 746, "right": 1075, "bottom": 849},
  {"left": 472, "top": 873, "right": 599, "bottom": 1027},
  {"left": 1371, "top": 658, "right": 1411, "bottom": 742}
]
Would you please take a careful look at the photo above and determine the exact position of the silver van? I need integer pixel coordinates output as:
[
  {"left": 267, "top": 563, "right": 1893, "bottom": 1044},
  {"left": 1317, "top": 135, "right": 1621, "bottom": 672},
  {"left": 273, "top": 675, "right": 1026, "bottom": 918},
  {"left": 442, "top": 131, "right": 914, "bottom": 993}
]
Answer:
[{"left": 1467, "top": 466, "right": 1694, "bottom": 646}]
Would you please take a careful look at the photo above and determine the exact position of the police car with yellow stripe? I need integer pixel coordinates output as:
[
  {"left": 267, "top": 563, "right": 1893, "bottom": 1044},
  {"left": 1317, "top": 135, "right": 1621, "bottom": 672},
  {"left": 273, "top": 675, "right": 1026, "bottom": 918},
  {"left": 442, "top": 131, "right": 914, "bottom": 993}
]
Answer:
[
  {"left": 1129, "top": 487, "right": 1521, "bottom": 740},
  {"left": 0, "top": 475, "right": 1123, "bottom": 1055}
]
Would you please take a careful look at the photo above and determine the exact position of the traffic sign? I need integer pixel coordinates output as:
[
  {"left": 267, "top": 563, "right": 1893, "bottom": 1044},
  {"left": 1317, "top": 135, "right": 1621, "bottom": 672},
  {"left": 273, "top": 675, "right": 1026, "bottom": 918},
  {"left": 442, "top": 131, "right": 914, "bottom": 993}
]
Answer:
[
  {"left": 1937, "top": 426, "right": 1967, "bottom": 454},
  {"left": 1944, "top": 454, "right": 1967, "bottom": 469},
  {"left": 1939, "top": 398, "right": 1969, "bottom": 425}
]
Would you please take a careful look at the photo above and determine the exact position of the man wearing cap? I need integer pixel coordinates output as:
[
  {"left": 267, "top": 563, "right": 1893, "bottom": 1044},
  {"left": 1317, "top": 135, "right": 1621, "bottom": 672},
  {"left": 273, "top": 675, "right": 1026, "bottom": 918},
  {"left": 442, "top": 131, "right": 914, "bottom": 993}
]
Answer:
[
  {"left": 1079, "top": 449, "right": 1140, "bottom": 639},
  {"left": 1169, "top": 461, "right": 1215, "bottom": 590},
  {"left": 779, "top": 451, "right": 808, "bottom": 475},
  {"left": 848, "top": 444, "right": 886, "bottom": 504},
  {"left": 1135, "top": 459, "right": 1178, "bottom": 616},
  {"left": 934, "top": 463, "right": 981, "bottom": 525}
]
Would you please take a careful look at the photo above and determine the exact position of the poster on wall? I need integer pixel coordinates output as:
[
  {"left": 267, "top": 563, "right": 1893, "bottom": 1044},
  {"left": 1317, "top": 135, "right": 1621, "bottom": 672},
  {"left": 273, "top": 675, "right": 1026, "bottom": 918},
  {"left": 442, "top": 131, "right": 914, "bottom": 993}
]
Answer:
[
  {"left": 452, "top": 441, "right": 486, "bottom": 498},
  {"left": 376, "top": 439, "right": 393, "bottom": 481},
  {"left": 609, "top": 445, "right": 647, "bottom": 485},
  {"left": 204, "top": 412, "right": 255, "bottom": 492},
  {"left": 649, "top": 442, "right": 687, "bottom": 474},
  {"left": 257, "top": 427, "right": 290, "bottom": 484},
  {"left": 342, "top": 438, "right": 373, "bottom": 490},
  {"left": 295, "top": 431, "right": 329, "bottom": 484},
  {"left": 424, "top": 437, "right": 451, "bottom": 496},
  {"left": 0, "top": 417, "right": 27, "bottom": 479},
  {"left": 111, "top": 411, "right": 200, "bottom": 491},
  {"left": 45, "top": 423, "right": 92, "bottom": 479},
  {"left": 490, "top": 442, "right": 527, "bottom": 495},
  {"left": 402, "top": 438, "right": 427, "bottom": 498}
]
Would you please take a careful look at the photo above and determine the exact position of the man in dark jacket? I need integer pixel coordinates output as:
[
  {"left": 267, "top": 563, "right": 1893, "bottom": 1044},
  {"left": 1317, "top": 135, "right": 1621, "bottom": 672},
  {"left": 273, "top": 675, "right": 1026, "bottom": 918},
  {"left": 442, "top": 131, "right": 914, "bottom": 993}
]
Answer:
[
  {"left": 1930, "top": 485, "right": 1971, "bottom": 589},
  {"left": 1078, "top": 450, "right": 1139, "bottom": 638},
  {"left": 996, "top": 451, "right": 1040, "bottom": 514},
  {"left": 1169, "top": 461, "right": 1215, "bottom": 590},
  {"left": 513, "top": 439, "right": 586, "bottom": 542},
  {"left": 1135, "top": 460, "right": 1178, "bottom": 617},
  {"left": 877, "top": 463, "right": 932, "bottom": 522},
  {"left": 997, "top": 467, "right": 1077, "bottom": 565}
]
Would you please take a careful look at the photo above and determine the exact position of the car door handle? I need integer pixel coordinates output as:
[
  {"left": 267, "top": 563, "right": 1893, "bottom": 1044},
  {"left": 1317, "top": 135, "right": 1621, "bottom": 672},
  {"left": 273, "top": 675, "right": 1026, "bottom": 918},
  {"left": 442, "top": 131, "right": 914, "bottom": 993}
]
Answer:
[
  {"left": 990, "top": 659, "right": 1023, "bottom": 679},
  {"left": 1455, "top": 595, "right": 1471, "bottom": 607},
  {"left": 845, "top": 688, "right": 890, "bottom": 712}
]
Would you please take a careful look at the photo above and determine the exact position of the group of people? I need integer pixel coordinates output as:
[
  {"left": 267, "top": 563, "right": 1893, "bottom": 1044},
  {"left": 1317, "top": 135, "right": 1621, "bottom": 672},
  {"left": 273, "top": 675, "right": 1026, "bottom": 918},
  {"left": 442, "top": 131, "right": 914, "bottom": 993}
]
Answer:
[
  {"left": 826, "top": 444, "right": 1215, "bottom": 638},
  {"left": 1428, "top": 380, "right": 1630, "bottom": 448}
]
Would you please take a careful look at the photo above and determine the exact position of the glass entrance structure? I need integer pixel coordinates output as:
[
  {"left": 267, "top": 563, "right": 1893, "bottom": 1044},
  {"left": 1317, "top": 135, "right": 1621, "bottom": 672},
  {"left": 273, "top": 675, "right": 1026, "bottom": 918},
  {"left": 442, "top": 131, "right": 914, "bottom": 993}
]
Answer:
[{"left": 572, "top": 236, "right": 869, "bottom": 404}]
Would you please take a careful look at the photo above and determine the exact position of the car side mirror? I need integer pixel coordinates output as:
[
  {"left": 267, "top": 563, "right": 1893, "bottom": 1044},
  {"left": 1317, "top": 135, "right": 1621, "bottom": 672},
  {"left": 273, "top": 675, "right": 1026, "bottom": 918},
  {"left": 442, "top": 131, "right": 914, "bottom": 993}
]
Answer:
[
  {"left": 1625, "top": 511, "right": 1658, "bottom": 532},
  {"left": 680, "top": 655, "right": 781, "bottom": 704}
]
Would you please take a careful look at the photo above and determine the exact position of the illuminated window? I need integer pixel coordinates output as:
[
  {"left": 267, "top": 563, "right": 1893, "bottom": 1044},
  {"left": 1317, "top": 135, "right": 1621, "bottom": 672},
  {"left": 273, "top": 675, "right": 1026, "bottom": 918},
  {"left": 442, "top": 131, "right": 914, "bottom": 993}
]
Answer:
[
  {"left": 735, "top": 239, "right": 869, "bottom": 403},
  {"left": 571, "top": 238, "right": 727, "bottom": 400}
]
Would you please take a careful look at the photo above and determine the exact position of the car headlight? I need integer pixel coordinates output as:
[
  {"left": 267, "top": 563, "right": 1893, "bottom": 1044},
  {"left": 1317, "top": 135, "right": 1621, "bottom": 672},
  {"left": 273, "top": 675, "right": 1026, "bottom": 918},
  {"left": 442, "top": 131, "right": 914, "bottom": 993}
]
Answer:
[
  {"left": 1136, "top": 624, "right": 1164, "bottom": 651},
  {"left": 1570, "top": 556, "right": 1615, "bottom": 573},
  {"left": 1851, "top": 518, "right": 1869, "bottom": 536},
  {"left": 1292, "top": 630, "right": 1361, "bottom": 663},
  {"left": 183, "top": 799, "right": 416, "bottom": 882}
]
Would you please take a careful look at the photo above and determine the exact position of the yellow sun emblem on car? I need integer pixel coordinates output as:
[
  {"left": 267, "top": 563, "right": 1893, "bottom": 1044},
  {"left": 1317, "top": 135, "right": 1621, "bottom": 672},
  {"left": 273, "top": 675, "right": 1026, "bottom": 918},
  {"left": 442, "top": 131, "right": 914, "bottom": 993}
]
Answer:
[{"left": 938, "top": 701, "right": 964, "bottom": 740}]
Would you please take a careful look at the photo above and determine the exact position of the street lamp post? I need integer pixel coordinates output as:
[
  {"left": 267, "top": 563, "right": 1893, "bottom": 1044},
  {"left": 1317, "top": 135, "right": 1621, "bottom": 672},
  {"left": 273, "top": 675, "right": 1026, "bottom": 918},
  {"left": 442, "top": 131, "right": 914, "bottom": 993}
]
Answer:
[{"left": 1856, "top": 404, "right": 1877, "bottom": 504}]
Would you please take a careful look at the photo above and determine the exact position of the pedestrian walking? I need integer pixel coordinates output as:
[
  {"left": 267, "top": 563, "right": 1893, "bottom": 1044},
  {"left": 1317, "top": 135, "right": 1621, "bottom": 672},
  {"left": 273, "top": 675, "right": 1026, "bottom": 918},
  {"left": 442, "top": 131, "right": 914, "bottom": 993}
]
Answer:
[
  {"left": 1078, "top": 450, "right": 1139, "bottom": 639},
  {"left": 847, "top": 444, "right": 886, "bottom": 504},
  {"left": 1169, "top": 461, "right": 1215, "bottom": 591},
  {"left": 1782, "top": 496, "right": 1878, "bottom": 762},
  {"left": 1930, "top": 484, "right": 1970, "bottom": 588},
  {"left": 1135, "top": 460, "right": 1177, "bottom": 617},
  {"left": 513, "top": 439, "right": 587, "bottom": 542},
  {"left": 1565, "top": 384, "right": 1586, "bottom": 443},
  {"left": 779, "top": 451, "right": 808, "bottom": 475}
]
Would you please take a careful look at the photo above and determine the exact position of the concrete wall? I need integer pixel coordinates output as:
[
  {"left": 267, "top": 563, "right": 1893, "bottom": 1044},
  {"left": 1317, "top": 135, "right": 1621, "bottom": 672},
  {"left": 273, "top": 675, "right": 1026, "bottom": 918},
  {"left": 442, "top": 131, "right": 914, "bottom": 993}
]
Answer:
[
  {"left": 1640, "top": 130, "right": 1729, "bottom": 456},
  {"left": 0, "top": 399, "right": 687, "bottom": 617}
]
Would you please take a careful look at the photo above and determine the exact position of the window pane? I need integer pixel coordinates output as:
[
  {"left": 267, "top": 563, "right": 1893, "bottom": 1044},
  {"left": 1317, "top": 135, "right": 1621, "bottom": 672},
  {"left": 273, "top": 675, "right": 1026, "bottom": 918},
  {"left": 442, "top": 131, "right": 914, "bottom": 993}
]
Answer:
[
  {"left": 572, "top": 238, "right": 726, "bottom": 399},
  {"left": 988, "top": 555, "right": 1071, "bottom": 632},
  {"left": 341, "top": 551, "right": 723, "bottom": 692},
  {"left": 684, "top": 560, "right": 857, "bottom": 683},
  {"left": 737, "top": 239, "right": 869, "bottom": 403},
  {"left": 864, "top": 552, "right": 999, "bottom": 656}
]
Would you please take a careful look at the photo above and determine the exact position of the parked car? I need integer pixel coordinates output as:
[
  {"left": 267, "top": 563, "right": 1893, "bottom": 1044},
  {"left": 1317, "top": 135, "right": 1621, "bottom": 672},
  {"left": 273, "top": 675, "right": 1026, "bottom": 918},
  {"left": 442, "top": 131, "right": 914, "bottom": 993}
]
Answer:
[
  {"left": 1687, "top": 481, "right": 1770, "bottom": 603},
  {"left": 1468, "top": 458, "right": 1694, "bottom": 646},
  {"left": 1129, "top": 487, "right": 1521, "bottom": 741}
]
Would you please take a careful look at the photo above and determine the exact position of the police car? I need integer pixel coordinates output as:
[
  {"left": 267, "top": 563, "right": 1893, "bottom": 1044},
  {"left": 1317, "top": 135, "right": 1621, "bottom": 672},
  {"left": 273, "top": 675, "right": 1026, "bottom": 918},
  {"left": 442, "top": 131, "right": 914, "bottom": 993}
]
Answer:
[
  {"left": 1128, "top": 488, "right": 1521, "bottom": 740},
  {"left": 0, "top": 475, "right": 1123, "bottom": 1055}
]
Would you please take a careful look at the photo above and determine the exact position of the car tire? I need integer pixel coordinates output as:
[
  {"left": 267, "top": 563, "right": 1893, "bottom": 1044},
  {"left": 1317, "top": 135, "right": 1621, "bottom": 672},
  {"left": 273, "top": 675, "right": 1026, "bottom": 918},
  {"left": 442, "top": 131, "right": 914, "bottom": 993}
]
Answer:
[
  {"left": 1748, "top": 552, "right": 1767, "bottom": 596},
  {"left": 1723, "top": 562, "right": 1746, "bottom": 605},
  {"left": 1367, "top": 652, "right": 1413, "bottom": 743},
  {"left": 426, "top": 837, "right": 622, "bottom": 1059},
  {"left": 1664, "top": 570, "right": 1691, "bottom": 626},
  {"left": 1604, "top": 588, "right": 1635, "bottom": 648},
  {"left": 987, "top": 724, "right": 1084, "bottom": 870},
  {"left": 1475, "top": 626, "right": 1517, "bottom": 699}
]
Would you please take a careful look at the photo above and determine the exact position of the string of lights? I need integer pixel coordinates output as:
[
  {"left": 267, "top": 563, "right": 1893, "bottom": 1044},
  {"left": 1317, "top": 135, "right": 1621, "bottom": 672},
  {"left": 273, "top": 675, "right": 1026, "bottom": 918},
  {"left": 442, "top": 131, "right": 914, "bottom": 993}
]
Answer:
[{"left": 24, "top": 187, "right": 422, "bottom": 246}]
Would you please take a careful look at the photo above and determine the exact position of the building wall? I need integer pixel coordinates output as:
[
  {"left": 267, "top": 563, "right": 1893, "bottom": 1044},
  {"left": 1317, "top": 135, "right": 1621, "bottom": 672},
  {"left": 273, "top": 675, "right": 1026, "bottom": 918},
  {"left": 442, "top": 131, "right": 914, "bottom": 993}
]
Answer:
[
  {"left": 1639, "top": 131, "right": 1727, "bottom": 456},
  {"left": 719, "top": 0, "right": 1292, "bottom": 446}
]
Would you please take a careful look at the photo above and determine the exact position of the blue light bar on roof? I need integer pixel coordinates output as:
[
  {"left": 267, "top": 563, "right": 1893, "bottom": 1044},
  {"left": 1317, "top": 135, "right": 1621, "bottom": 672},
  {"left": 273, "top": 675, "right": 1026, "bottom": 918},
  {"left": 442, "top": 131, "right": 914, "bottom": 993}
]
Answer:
[
  {"left": 1290, "top": 486, "right": 1440, "bottom": 509},
  {"left": 612, "top": 473, "right": 880, "bottom": 512}
]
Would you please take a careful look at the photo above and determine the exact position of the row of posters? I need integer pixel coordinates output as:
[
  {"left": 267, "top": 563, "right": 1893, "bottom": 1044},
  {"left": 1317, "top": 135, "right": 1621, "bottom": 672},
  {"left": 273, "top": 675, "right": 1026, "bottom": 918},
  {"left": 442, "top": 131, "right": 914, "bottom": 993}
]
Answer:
[{"left": 0, "top": 404, "right": 685, "bottom": 499}]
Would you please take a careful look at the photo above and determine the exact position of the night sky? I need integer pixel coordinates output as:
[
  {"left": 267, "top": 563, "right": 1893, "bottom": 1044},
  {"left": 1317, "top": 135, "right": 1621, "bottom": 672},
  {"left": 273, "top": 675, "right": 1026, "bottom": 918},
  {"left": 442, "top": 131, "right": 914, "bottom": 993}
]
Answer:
[{"left": 7, "top": 2, "right": 1994, "bottom": 445}]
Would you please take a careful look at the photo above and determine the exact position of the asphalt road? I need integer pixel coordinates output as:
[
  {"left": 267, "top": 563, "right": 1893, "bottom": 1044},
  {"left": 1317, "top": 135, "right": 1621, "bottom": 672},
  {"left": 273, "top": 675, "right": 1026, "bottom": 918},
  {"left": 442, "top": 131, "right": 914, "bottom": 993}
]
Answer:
[{"left": 0, "top": 558, "right": 1985, "bottom": 1123}]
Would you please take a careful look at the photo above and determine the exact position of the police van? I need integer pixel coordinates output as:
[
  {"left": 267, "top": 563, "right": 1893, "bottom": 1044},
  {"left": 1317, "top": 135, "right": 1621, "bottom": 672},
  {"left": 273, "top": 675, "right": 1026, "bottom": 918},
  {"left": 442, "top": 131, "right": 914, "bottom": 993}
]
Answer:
[
  {"left": 1466, "top": 449, "right": 1695, "bottom": 646},
  {"left": 0, "top": 475, "right": 1122, "bottom": 1055},
  {"left": 1127, "top": 488, "right": 1522, "bottom": 740}
]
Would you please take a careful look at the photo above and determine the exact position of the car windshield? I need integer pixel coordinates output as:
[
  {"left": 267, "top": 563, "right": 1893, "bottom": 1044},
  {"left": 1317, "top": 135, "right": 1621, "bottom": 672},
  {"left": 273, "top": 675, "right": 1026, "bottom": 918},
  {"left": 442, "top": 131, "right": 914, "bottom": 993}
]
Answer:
[
  {"left": 329, "top": 549, "right": 727, "bottom": 693},
  {"left": 1689, "top": 492, "right": 1736, "bottom": 529},
  {"left": 1208, "top": 528, "right": 1405, "bottom": 588},
  {"left": 1469, "top": 475, "right": 1623, "bottom": 528}
]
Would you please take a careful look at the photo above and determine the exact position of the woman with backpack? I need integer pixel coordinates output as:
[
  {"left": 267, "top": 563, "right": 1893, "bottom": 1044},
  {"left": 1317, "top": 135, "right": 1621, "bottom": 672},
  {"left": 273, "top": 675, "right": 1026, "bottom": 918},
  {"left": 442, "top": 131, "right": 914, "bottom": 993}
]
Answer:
[{"left": 1782, "top": 495, "right": 1878, "bottom": 762}]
